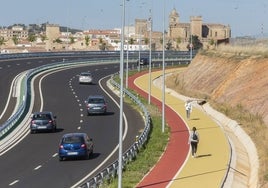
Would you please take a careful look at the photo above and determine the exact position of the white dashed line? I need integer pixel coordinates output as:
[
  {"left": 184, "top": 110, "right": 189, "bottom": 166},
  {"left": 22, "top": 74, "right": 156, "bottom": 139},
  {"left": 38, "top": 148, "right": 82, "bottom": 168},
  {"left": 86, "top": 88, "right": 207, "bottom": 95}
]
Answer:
[
  {"left": 34, "top": 165, "right": 42, "bottom": 170},
  {"left": 52, "top": 153, "right": 58, "bottom": 158},
  {"left": 77, "top": 126, "right": 81, "bottom": 130},
  {"left": 9, "top": 180, "right": 19, "bottom": 186}
]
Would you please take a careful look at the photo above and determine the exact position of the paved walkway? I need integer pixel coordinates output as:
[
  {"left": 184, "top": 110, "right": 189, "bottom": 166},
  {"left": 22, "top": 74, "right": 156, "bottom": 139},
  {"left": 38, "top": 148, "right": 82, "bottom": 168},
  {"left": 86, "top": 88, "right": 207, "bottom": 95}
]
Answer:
[{"left": 128, "top": 68, "right": 231, "bottom": 188}]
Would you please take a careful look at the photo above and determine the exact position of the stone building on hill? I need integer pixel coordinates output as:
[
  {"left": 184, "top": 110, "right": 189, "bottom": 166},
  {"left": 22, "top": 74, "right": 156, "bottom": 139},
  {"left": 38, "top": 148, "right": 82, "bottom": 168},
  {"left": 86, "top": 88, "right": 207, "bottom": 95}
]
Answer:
[{"left": 167, "top": 8, "right": 231, "bottom": 50}]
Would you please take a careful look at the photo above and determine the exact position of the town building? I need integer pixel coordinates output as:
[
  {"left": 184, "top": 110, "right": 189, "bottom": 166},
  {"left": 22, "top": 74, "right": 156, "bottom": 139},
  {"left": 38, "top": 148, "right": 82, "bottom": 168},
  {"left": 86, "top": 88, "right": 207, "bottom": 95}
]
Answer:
[
  {"left": 167, "top": 8, "right": 231, "bottom": 50},
  {"left": 0, "top": 8, "right": 231, "bottom": 53}
]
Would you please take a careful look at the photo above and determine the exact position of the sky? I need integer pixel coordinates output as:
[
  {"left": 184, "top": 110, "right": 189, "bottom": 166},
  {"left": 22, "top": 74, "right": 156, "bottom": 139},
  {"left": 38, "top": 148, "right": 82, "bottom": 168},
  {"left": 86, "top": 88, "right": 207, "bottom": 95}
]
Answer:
[{"left": 1, "top": 0, "right": 267, "bottom": 38}]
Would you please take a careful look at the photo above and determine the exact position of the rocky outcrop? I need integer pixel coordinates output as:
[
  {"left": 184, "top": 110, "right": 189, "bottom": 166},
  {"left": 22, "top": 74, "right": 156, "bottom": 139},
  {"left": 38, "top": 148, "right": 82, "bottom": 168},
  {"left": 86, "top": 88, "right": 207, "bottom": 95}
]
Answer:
[{"left": 170, "top": 53, "right": 268, "bottom": 126}]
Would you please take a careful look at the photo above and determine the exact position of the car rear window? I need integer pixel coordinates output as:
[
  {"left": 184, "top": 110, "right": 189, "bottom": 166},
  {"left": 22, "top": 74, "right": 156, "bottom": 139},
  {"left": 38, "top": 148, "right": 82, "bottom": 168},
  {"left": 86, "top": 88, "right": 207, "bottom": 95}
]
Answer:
[
  {"left": 88, "top": 98, "right": 105, "bottom": 104},
  {"left": 81, "top": 72, "right": 91, "bottom": 76},
  {"left": 33, "top": 114, "right": 52, "bottom": 120},
  {"left": 63, "top": 136, "right": 84, "bottom": 144}
]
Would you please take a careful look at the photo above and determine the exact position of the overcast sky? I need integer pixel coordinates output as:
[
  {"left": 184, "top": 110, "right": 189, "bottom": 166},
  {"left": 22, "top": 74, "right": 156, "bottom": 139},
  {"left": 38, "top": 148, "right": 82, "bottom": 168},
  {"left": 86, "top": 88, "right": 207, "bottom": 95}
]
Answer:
[{"left": 1, "top": 0, "right": 267, "bottom": 37}]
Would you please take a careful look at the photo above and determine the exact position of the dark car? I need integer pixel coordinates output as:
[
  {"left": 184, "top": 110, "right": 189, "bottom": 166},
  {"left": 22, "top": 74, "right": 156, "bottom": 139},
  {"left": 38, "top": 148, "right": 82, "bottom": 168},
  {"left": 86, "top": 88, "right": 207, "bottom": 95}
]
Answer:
[
  {"left": 137, "top": 57, "right": 149, "bottom": 66},
  {"left": 85, "top": 95, "right": 107, "bottom": 115},
  {"left": 58, "top": 133, "right": 94, "bottom": 161},
  {"left": 30, "top": 111, "right": 57, "bottom": 133}
]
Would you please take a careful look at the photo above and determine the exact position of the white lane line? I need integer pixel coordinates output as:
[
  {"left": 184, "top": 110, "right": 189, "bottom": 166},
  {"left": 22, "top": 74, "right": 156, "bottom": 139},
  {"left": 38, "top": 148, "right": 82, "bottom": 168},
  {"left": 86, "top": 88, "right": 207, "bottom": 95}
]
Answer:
[
  {"left": 9, "top": 180, "right": 19, "bottom": 186},
  {"left": 71, "top": 75, "right": 129, "bottom": 188},
  {"left": 52, "top": 153, "right": 58, "bottom": 158},
  {"left": 34, "top": 165, "right": 42, "bottom": 170},
  {"left": 77, "top": 126, "right": 81, "bottom": 130}
]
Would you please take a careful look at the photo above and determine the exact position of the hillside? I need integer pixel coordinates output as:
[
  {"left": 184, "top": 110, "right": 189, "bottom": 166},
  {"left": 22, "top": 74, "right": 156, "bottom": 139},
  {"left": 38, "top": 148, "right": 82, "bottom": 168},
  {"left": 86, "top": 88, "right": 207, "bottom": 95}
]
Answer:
[
  {"left": 166, "top": 49, "right": 268, "bottom": 186},
  {"left": 167, "top": 52, "right": 268, "bottom": 126}
]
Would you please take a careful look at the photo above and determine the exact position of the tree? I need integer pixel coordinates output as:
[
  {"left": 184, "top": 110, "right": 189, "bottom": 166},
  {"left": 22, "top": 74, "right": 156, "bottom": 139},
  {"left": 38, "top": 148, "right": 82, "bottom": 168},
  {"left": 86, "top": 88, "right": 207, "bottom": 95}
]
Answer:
[
  {"left": 187, "top": 35, "right": 203, "bottom": 51},
  {"left": 165, "top": 40, "right": 173, "bottom": 50},
  {"left": 129, "top": 38, "right": 134, "bottom": 45},
  {"left": 27, "top": 34, "right": 37, "bottom": 43},
  {"left": 0, "top": 37, "right": 5, "bottom": 48},
  {"left": 144, "top": 37, "right": 149, "bottom": 45},
  {"left": 12, "top": 36, "right": 19, "bottom": 45},
  {"left": 54, "top": 38, "right": 62, "bottom": 43},
  {"left": 85, "top": 35, "right": 90, "bottom": 46},
  {"left": 69, "top": 36, "right": 75, "bottom": 44},
  {"left": 176, "top": 37, "right": 181, "bottom": 50},
  {"left": 98, "top": 37, "right": 108, "bottom": 51},
  {"left": 40, "top": 35, "right": 47, "bottom": 42}
]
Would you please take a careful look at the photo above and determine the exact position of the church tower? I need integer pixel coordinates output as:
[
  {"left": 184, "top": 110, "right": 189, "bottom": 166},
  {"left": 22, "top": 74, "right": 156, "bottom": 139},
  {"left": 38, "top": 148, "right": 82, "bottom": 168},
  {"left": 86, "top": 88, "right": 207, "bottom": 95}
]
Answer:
[
  {"left": 169, "top": 8, "right": 179, "bottom": 27},
  {"left": 168, "top": 8, "right": 180, "bottom": 38}
]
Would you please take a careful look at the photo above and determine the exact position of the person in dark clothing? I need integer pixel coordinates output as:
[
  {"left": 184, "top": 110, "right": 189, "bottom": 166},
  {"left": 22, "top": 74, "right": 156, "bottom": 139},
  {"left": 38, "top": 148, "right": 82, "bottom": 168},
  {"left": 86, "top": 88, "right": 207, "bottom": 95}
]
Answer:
[{"left": 188, "top": 127, "right": 199, "bottom": 158}]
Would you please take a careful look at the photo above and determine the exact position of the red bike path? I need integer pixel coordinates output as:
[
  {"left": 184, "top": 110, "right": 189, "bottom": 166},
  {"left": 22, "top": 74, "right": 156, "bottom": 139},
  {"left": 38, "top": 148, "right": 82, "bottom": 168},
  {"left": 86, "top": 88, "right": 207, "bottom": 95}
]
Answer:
[
  {"left": 127, "top": 69, "right": 230, "bottom": 188},
  {"left": 128, "top": 71, "right": 190, "bottom": 188}
]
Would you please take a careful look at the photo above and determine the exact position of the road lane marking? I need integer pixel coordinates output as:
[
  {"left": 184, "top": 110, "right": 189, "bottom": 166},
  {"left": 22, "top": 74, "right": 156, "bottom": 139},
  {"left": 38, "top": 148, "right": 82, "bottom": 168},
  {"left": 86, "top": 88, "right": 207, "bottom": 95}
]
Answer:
[
  {"left": 9, "top": 180, "right": 19, "bottom": 186},
  {"left": 34, "top": 165, "right": 42, "bottom": 170}
]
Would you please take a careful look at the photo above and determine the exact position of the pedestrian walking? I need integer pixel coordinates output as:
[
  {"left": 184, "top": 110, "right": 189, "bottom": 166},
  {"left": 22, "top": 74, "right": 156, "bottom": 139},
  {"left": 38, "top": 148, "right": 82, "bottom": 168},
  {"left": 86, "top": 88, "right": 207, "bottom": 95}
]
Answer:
[
  {"left": 185, "top": 100, "right": 192, "bottom": 120},
  {"left": 188, "top": 127, "right": 199, "bottom": 158}
]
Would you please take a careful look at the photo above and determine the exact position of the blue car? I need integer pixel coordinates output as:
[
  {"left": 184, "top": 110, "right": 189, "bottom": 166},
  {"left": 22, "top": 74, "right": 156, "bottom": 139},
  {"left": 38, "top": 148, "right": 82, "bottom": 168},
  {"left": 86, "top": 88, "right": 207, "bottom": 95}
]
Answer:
[{"left": 58, "top": 133, "right": 94, "bottom": 161}]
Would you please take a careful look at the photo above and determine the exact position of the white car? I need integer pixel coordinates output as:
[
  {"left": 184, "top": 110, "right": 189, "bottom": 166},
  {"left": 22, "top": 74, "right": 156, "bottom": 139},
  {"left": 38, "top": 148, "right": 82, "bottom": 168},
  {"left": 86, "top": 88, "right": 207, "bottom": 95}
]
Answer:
[{"left": 79, "top": 72, "right": 93, "bottom": 84}]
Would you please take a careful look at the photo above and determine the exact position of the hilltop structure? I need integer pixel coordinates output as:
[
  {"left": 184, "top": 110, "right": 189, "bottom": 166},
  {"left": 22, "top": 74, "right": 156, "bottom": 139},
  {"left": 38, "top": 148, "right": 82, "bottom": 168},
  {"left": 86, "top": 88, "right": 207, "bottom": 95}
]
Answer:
[{"left": 167, "top": 8, "right": 231, "bottom": 50}]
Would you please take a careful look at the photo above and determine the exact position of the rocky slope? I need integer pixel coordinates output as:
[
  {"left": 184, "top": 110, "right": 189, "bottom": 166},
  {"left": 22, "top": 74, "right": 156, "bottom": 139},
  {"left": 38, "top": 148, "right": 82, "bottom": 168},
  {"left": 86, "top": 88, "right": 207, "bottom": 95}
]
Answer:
[{"left": 167, "top": 52, "right": 268, "bottom": 126}]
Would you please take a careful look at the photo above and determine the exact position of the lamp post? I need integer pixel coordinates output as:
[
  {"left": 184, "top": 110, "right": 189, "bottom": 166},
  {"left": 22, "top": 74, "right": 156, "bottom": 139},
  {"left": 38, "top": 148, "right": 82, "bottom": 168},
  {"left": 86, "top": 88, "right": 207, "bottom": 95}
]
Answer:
[
  {"left": 125, "top": 0, "right": 130, "bottom": 88},
  {"left": 148, "top": 8, "right": 152, "bottom": 104},
  {"left": 118, "top": 0, "right": 125, "bottom": 187},
  {"left": 161, "top": 1, "right": 166, "bottom": 133}
]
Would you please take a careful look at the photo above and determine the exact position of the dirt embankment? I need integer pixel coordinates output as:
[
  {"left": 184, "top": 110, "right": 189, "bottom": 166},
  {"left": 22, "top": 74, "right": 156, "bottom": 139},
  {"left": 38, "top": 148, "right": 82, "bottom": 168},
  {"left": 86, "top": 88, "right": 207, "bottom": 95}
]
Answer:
[{"left": 167, "top": 52, "right": 268, "bottom": 126}]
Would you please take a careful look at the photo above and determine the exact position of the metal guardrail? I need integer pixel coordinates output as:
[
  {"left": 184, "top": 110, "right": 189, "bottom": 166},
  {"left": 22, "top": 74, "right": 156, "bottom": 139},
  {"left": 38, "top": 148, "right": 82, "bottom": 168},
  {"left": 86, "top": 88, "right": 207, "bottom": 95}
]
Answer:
[
  {"left": 0, "top": 58, "right": 119, "bottom": 138},
  {"left": 78, "top": 74, "right": 151, "bottom": 188}
]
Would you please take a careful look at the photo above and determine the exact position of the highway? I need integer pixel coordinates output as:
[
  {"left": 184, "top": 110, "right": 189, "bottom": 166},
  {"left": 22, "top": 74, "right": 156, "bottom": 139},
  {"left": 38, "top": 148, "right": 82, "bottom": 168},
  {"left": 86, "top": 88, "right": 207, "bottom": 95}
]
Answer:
[{"left": 0, "top": 57, "right": 144, "bottom": 187}]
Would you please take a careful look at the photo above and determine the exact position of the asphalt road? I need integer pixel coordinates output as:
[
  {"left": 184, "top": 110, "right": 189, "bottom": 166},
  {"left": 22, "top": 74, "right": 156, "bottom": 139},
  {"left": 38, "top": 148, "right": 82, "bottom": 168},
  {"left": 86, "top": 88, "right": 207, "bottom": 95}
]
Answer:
[{"left": 0, "top": 59, "right": 144, "bottom": 187}]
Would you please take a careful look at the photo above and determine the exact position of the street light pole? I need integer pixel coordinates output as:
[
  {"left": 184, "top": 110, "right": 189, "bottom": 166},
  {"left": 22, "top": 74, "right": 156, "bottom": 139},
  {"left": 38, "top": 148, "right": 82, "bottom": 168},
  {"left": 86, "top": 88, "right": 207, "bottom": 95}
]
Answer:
[
  {"left": 148, "top": 8, "right": 152, "bottom": 104},
  {"left": 118, "top": 0, "right": 125, "bottom": 187},
  {"left": 161, "top": 1, "right": 166, "bottom": 133},
  {"left": 125, "top": 0, "right": 130, "bottom": 88}
]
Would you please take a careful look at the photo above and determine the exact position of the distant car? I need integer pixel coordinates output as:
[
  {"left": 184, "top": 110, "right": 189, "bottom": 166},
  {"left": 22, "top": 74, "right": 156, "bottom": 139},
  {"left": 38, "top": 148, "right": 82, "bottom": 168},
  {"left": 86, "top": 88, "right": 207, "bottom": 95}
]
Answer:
[
  {"left": 58, "top": 133, "right": 94, "bottom": 161},
  {"left": 85, "top": 95, "right": 107, "bottom": 115},
  {"left": 79, "top": 72, "right": 93, "bottom": 84},
  {"left": 137, "top": 58, "right": 149, "bottom": 66},
  {"left": 30, "top": 111, "right": 57, "bottom": 133}
]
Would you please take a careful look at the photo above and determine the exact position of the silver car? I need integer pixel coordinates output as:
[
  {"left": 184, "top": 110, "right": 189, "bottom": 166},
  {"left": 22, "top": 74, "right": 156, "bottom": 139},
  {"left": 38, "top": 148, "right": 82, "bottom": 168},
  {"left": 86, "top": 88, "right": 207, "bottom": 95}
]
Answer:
[
  {"left": 85, "top": 95, "right": 107, "bottom": 115},
  {"left": 79, "top": 72, "right": 93, "bottom": 84},
  {"left": 30, "top": 111, "right": 57, "bottom": 133}
]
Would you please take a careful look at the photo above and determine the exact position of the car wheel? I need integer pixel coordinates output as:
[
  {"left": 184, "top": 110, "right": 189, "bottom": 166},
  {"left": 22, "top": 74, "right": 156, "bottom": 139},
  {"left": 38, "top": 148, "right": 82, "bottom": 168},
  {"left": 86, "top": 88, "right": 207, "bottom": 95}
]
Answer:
[{"left": 59, "top": 157, "right": 63, "bottom": 161}]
